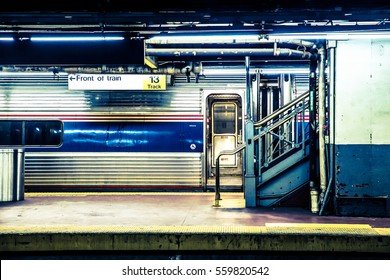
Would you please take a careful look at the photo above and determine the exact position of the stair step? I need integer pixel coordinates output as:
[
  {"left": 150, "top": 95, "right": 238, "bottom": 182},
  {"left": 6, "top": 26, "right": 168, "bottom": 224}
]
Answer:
[{"left": 260, "top": 146, "right": 309, "bottom": 185}]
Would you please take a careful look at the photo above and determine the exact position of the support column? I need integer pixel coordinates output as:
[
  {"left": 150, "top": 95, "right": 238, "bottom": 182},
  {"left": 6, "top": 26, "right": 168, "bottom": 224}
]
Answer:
[
  {"left": 245, "top": 56, "right": 252, "bottom": 120},
  {"left": 318, "top": 46, "right": 327, "bottom": 201},
  {"left": 0, "top": 149, "right": 25, "bottom": 202},
  {"left": 244, "top": 56, "right": 256, "bottom": 207},
  {"left": 309, "top": 50, "right": 319, "bottom": 214},
  {"left": 319, "top": 40, "right": 336, "bottom": 215}
]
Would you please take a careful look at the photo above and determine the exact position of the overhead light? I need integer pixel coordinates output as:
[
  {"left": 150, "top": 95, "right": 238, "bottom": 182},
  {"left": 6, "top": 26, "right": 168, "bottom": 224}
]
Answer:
[
  {"left": 0, "top": 37, "right": 14, "bottom": 41},
  {"left": 30, "top": 35, "right": 125, "bottom": 42},
  {"left": 339, "top": 33, "right": 390, "bottom": 39},
  {"left": 202, "top": 67, "right": 310, "bottom": 76},
  {"left": 147, "top": 34, "right": 263, "bottom": 44},
  {"left": 0, "top": 72, "right": 68, "bottom": 77},
  {"left": 270, "top": 32, "right": 390, "bottom": 40}
]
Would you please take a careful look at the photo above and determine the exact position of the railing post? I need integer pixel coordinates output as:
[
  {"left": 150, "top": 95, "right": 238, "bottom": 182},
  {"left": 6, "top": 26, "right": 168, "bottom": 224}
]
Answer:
[
  {"left": 245, "top": 56, "right": 252, "bottom": 120},
  {"left": 214, "top": 155, "right": 221, "bottom": 207},
  {"left": 244, "top": 56, "right": 256, "bottom": 207},
  {"left": 244, "top": 120, "right": 256, "bottom": 207},
  {"left": 301, "top": 100, "right": 305, "bottom": 152}
]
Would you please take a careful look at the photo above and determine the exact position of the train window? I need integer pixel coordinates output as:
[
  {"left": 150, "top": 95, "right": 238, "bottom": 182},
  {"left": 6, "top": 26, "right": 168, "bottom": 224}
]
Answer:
[
  {"left": 213, "top": 103, "right": 236, "bottom": 134},
  {"left": 0, "top": 120, "right": 63, "bottom": 147},
  {"left": 0, "top": 121, "right": 23, "bottom": 145},
  {"left": 25, "top": 121, "right": 63, "bottom": 146}
]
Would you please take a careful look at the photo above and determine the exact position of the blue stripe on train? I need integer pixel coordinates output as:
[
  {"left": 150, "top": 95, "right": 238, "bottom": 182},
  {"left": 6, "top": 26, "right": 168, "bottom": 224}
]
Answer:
[{"left": 28, "top": 121, "right": 203, "bottom": 152}]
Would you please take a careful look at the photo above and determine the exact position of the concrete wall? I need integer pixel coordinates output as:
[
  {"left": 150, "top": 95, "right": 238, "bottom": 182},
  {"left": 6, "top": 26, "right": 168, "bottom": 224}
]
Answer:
[{"left": 334, "top": 39, "right": 390, "bottom": 216}]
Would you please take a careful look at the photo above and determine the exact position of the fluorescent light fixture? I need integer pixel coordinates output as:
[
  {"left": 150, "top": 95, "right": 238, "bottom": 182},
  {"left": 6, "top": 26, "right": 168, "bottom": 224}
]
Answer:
[
  {"left": 338, "top": 33, "right": 390, "bottom": 39},
  {"left": 0, "top": 37, "right": 14, "bottom": 41},
  {"left": 0, "top": 72, "right": 68, "bottom": 77},
  {"left": 269, "top": 33, "right": 390, "bottom": 40},
  {"left": 202, "top": 68, "right": 310, "bottom": 75},
  {"left": 259, "top": 68, "right": 310, "bottom": 74},
  {"left": 147, "top": 34, "right": 263, "bottom": 44},
  {"left": 30, "top": 36, "right": 125, "bottom": 42},
  {"left": 196, "top": 23, "right": 233, "bottom": 27}
]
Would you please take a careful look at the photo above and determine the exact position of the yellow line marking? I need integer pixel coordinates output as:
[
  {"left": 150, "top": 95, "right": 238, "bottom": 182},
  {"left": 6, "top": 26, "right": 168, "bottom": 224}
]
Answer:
[
  {"left": 0, "top": 225, "right": 265, "bottom": 234},
  {"left": 265, "top": 223, "right": 372, "bottom": 228},
  {"left": 1, "top": 225, "right": 389, "bottom": 235},
  {"left": 25, "top": 192, "right": 232, "bottom": 197},
  {"left": 263, "top": 223, "right": 386, "bottom": 235},
  {"left": 374, "top": 228, "right": 390, "bottom": 235}
]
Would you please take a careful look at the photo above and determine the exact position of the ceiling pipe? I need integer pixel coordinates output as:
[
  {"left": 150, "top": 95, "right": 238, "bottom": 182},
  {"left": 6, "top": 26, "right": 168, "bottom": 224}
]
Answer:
[
  {"left": 1, "top": 64, "right": 199, "bottom": 76},
  {"left": 146, "top": 47, "right": 312, "bottom": 59},
  {"left": 62, "top": 66, "right": 192, "bottom": 75},
  {"left": 146, "top": 36, "right": 315, "bottom": 48}
]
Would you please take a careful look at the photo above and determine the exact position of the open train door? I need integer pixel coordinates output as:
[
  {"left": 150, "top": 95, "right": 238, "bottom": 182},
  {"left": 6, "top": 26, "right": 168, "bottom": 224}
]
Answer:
[{"left": 204, "top": 93, "right": 243, "bottom": 191}]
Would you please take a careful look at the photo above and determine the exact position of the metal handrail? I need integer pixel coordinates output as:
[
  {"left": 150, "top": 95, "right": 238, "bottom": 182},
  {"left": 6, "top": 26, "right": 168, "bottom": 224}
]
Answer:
[
  {"left": 256, "top": 90, "right": 313, "bottom": 167},
  {"left": 257, "top": 105, "right": 306, "bottom": 138},
  {"left": 254, "top": 89, "right": 310, "bottom": 128},
  {"left": 214, "top": 143, "right": 246, "bottom": 207}
]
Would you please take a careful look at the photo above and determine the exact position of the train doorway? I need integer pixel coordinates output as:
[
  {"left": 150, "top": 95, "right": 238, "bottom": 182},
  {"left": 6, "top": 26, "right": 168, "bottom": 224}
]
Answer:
[{"left": 205, "top": 93, "right": 243, "bottom": 191}]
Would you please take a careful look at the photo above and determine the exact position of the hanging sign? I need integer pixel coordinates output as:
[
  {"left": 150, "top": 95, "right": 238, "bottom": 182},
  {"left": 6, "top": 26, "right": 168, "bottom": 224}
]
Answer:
[{"left": 68, "top": 74, "right": 166, "bottom": 90}]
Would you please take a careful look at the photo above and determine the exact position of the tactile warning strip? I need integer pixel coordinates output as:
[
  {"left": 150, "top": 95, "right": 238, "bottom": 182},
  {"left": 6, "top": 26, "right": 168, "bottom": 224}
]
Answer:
[
  {"left": 264, "top": 223, "right": 379, "bottom": 235},
  {"left": 0, "top": 224, "right": 388, "bottom": 235},
  {"left": 0, "top": 225, "right": 264, "bottom": 234}
]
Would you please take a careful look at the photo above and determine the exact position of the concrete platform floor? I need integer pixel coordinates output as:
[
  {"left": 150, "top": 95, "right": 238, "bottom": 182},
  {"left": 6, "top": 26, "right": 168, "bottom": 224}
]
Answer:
[{"left": 1, "top": 192, "right": 390, "bottom": 259}]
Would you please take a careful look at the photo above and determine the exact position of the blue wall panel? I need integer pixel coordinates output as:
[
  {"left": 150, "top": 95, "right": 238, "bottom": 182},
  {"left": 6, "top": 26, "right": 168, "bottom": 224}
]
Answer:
[
  {"left": 335, "top": 144, "right": 390, "bottom": 216},
  {"left": 335, "top": 144, "right": 390, "bottom": 197}
]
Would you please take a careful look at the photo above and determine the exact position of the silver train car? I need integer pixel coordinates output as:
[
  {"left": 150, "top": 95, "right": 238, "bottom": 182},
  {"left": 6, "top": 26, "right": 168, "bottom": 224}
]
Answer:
[{"left": 0, "top": 70, "right": 308, "bottom": 192}]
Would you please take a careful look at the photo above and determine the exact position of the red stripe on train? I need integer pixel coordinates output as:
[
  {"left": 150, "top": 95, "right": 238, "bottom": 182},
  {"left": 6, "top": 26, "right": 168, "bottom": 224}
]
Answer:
[
  {"left": 0, "top": 114, "right": 203, "bottom": 121},
  {"left": 26, "top": 185, "right": 203, "bottom": 190}
]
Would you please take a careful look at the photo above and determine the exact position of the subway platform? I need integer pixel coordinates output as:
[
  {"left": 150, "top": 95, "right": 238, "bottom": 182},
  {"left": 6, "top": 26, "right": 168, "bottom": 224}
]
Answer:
[{"left": 1, "top": 192, "right": 390, "bottom": 259}]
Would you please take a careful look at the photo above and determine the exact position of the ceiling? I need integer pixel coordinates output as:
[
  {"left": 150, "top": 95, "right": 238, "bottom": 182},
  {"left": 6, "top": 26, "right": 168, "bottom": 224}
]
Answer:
[
  {"left": 1, "top": 1, "right": 390, "bottom": 70},
  {"left": 2, "top": 1, "right": 389, "bottom": 27}
]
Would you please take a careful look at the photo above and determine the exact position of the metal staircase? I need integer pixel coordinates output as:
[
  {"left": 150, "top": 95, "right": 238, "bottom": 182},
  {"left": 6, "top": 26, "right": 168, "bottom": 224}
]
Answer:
[{"left": 254, "top": 89, "right": 313, "bottom": 207}]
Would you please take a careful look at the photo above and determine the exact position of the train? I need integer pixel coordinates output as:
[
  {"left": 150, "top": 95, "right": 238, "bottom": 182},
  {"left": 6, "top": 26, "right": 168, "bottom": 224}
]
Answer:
[{"left": 0, "top": 69, "right": 310, "bottom": 192}]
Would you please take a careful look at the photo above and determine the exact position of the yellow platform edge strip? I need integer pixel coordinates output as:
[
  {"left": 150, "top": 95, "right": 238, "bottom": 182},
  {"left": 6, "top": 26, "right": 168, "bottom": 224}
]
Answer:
[{"left": 0, "top": 225, "right": 389, "bottom": 235}]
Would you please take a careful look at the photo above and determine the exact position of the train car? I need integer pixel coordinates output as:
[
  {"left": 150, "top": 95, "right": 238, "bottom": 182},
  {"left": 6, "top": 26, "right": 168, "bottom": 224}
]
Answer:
[{"left": 0, "top": 70, "right": 309, "bottom": 192}]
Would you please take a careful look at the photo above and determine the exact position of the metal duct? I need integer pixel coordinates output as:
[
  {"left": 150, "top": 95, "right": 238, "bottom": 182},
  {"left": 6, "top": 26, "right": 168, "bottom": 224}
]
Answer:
[{"left": 146, "top": 48, "right": 312, "bottom": 59}]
